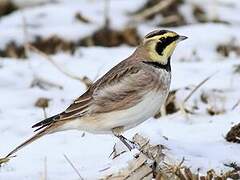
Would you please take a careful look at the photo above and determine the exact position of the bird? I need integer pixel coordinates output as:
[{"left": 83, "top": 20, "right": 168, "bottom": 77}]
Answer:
[{"left": 5, "top": 29, "right": 187, "bottom": 158}]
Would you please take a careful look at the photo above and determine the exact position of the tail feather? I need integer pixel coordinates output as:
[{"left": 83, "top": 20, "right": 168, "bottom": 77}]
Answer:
[
  {"left": 32, "top": 114, "right": 59, "bottom": 131},
  {"left": 5, "top": 125, "right": 54, "bottom": 158},
  {"left": 5, "top": 115, "right": 69, "bottom": 158}
]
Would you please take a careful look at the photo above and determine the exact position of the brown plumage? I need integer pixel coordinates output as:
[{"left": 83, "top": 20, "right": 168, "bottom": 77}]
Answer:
[{"left": 4, "top": 29, "right": 187, "bottom": 158}]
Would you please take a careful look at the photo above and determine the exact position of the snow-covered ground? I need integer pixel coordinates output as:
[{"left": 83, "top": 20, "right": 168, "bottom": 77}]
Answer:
[{"left": 0, "top": 0, "right": 240, "bottom": 179}]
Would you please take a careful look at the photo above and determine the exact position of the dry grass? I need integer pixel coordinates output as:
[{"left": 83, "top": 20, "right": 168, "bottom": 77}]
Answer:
[
  {"left": 103, "top": 134, "right": 240, "bottom": 180},
  {"left": 226, "top": 123, "right": 240, "bottom": 143},
  {"left": 63, "top": 154, "right": 84, "bottom": 180}
]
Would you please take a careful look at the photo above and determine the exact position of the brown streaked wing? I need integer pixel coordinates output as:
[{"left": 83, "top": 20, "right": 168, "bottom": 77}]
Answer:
[
  {"left": 57, "top": 60, "right": 132, "bottom": 118},
  {"left": 54, "top": 60, "right": 155, "bottom": 120},
  {"left": 91, "top": 64, "right": 156, "bottom": 113},
  {"left": 57, "top": 61, "right": 144, "bottom": 119},
  {"left": 59, "top": 90, "right": 93, "bottom": 119}
]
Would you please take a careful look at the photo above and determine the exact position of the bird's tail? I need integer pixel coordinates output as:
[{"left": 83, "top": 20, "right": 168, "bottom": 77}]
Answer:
[{"left": 5, "top": 124, "right": 56, "bottom": 159}]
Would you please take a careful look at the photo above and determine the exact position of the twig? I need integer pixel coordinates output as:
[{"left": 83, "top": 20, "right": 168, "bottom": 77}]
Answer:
[
  {"left": 232, "top": 99, "right": 240, "bottom": 110},
  {"left": 179, "top": 72, "right": 218, "bottom": 118},
  {"left": 31, "top": 76, "right": 63, "bottom": 90},
  {"left": 21, "top": 12, "right": 92, "bottom": 89},
  {"left": 163, "top": 157, "right": 185, "bottom": 173},
  {"left": 21, "top": 12, "right": 30, "bottom": 58},
  {"left": 63, "top": 154, "right": 84, "bottom": 180},
  {"left": 108, "top": 143, "right": 116, "bottom": 158},
  {"left": 42, "top": 157, "right": 48, "bottom": 180},
  {"left": 0, "top": 155, "right": 16, "bottom": 166},
  {"left": 103, "top": 0, "right": 110, "bottom": 28},
  {"left": 99, "top": 166, "right": 111, "bottom": 172},
  {"left": 22, "top": 12, "right": 63, "bottom": 89},
  {"left": 27, "top": 44, "right": 92, "bottom": 88},
  {"left": 131, "top": 0, "right": 175, "bottom": 22},
  {"left": 183, "top": 72, "right": 218, "bottom": 103},
  {"left": 43, "top": 108, "right": 47, "bottom": 119}
]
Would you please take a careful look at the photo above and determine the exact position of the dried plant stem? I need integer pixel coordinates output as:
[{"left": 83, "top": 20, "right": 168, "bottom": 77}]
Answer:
[
  {"left": 31, "top": 76, "right": 63, "bottom": 90},
  {"left": 21, "top": 13, "right": 92, "bottom": 89},
  {"left": 232, "top": 99, "right": 240, "bottom": 110},
  {"left": 43, "top": 108, "right": 47, "bottom": 119},
  {"left": 27, "top": 44, "right": 92, "bottom": 88},
  {"left": 183, "top": 72, "right": 217, "bottom": 103},
  {"left": 131, "top": 0, "right": 175, "bottom": 22},
  {"left": 180, "top": 72, "right": 218, "bottom": 117},
  {"left": 43, "top": 157, "right": 48, "bottom": 180},
  {"left": 103, "top": 0, "right": 110, "bottom": 28},
  {"left": 21, "top": 12, "right": 30, "bottom": 58},
  {"left": 0, "top": 155, "right": 16, "bottom": 166},
  {"left": 63, "top": 154, "right": 84, "bottom": 180}
]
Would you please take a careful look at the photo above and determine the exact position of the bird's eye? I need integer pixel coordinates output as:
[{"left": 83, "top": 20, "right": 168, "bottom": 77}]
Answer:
[{"left": 160, "top": 37, "right": 165, "bottom": 41}]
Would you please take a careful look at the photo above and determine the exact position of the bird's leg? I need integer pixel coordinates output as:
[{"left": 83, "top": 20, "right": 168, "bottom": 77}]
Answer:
[
  {"left": 116, "top": 135, "right": 133, "bottom": 151},
  {"left": 118, "top": 135, "right": 136, "bottom": 147},
  {"left": 112, "top": 127, "right": 135, "bottom": 151}
]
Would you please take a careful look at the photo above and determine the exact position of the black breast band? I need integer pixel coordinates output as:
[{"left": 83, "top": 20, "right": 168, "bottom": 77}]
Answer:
[{"left": 143, "top": 58, "right": 171, "bottom": 72}]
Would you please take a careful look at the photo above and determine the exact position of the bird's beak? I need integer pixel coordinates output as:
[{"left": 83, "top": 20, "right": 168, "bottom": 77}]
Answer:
[{"left": 177, "top": 35, "right": 188, "bottom": 42}]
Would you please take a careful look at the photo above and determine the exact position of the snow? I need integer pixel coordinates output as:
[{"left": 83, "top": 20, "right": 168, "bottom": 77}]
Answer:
[{"left": 0, "top": 0, "right": 240, "bottom": 179}]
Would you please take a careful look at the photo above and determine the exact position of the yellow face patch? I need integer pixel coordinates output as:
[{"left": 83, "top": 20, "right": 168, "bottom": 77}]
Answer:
[{"left": 143, "top": 31, "right": 179, "bottom": 65}]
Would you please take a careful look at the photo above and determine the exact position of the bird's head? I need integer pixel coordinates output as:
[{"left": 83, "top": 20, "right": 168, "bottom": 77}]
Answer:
[{"left": 141, "top": 29, "right": 187, "bottom": 65}]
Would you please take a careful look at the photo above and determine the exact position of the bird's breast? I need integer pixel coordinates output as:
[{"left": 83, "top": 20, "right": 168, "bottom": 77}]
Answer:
[
  {"left": 89, "top": 80, "right": 170, "bottom": 132},
  {"left": 71, "top": 70, "right": 171, "bottom": 134}
]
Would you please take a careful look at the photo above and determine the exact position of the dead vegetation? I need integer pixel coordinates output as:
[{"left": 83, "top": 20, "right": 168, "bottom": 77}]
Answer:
[
  {"left": 233, "top": 65, "right": 240, "bottom": 74},
  {"left": 154, "top": 90, "right": 179, "bottom": 118},
  {"left": 193, "top": 5, "right": 229, "bottom": 24},
  {"left": 79, "top": 0, "right": 140, "bottom": 48},
  {"left": 226, "top": 123, "right": 240, "bottom": 143},
  {"left": 75, "top": 12, "right": 91, "bottom": 24},
  {"left": 35, "top": 98, "right": 50, "bottom": 109},
  {"left": 192, "top": 5, "right": 206, "bottom": 23},
  {"left": 0, "top": 1, "right": 233, "bottom": 59},
  {"left": 32, "top": 35, "right": 76, "bottom": 55},
  {"left": 79, "top": 26, "right": 140, "bottom": 47},
  {"left": 104, "top": 153, "right": 153, "bottom": 180},
  {"left": 63, "top": 154, "right": 84, "bottom": 180},
  {"left": 156, "top": 165, "right": 240, "bottom": 180},
  {"left": 104, "top": 134, "right": 164, "bottom": 179},
  {"left": 0, "top": 27, "right": 140, "bottom": 58},
  {"left": 0, "top": 36, "right": 75, "bottom": 58},
  {"left": 0, "top": 41, "right": 26, "bottom": 58},
  {"left": 0, "top": 0, "right": 17, "bottom": 17},
  {"left": 27, "top": 44, "right": 93, "bottom": 89},
  {"left": 130, "top": 0, "right": 229, "bottom": 27},
  {"left": 130, "top": 0, "right": 186, "bottom": 27},
  {"left": 155, "top": 72, "right": 218, "bottom": 119},
  {"left": 104, "top": 134, "right": 240, "bottom": 180},
  {"left": 200, "top": 89, "right": 226, "bottom": 116},
  {"left": 31, "top": 76, "right": 63, "bottom": 90},
  {"left": 216, "top": 39, "right": 240, "bottom": 57}
]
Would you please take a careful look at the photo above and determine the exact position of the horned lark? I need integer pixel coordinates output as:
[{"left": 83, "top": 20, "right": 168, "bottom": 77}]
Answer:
[{"left": 5, "top": 29, "right": 187, "bottom": 157}]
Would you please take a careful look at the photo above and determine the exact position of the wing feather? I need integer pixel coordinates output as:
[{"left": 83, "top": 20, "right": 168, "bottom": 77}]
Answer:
[
  {"left": 32, "top": 61, "right": 156, "bottom": 131},
  {"left": 60, "top": 60, "right": 141, "bottom": 118}
]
